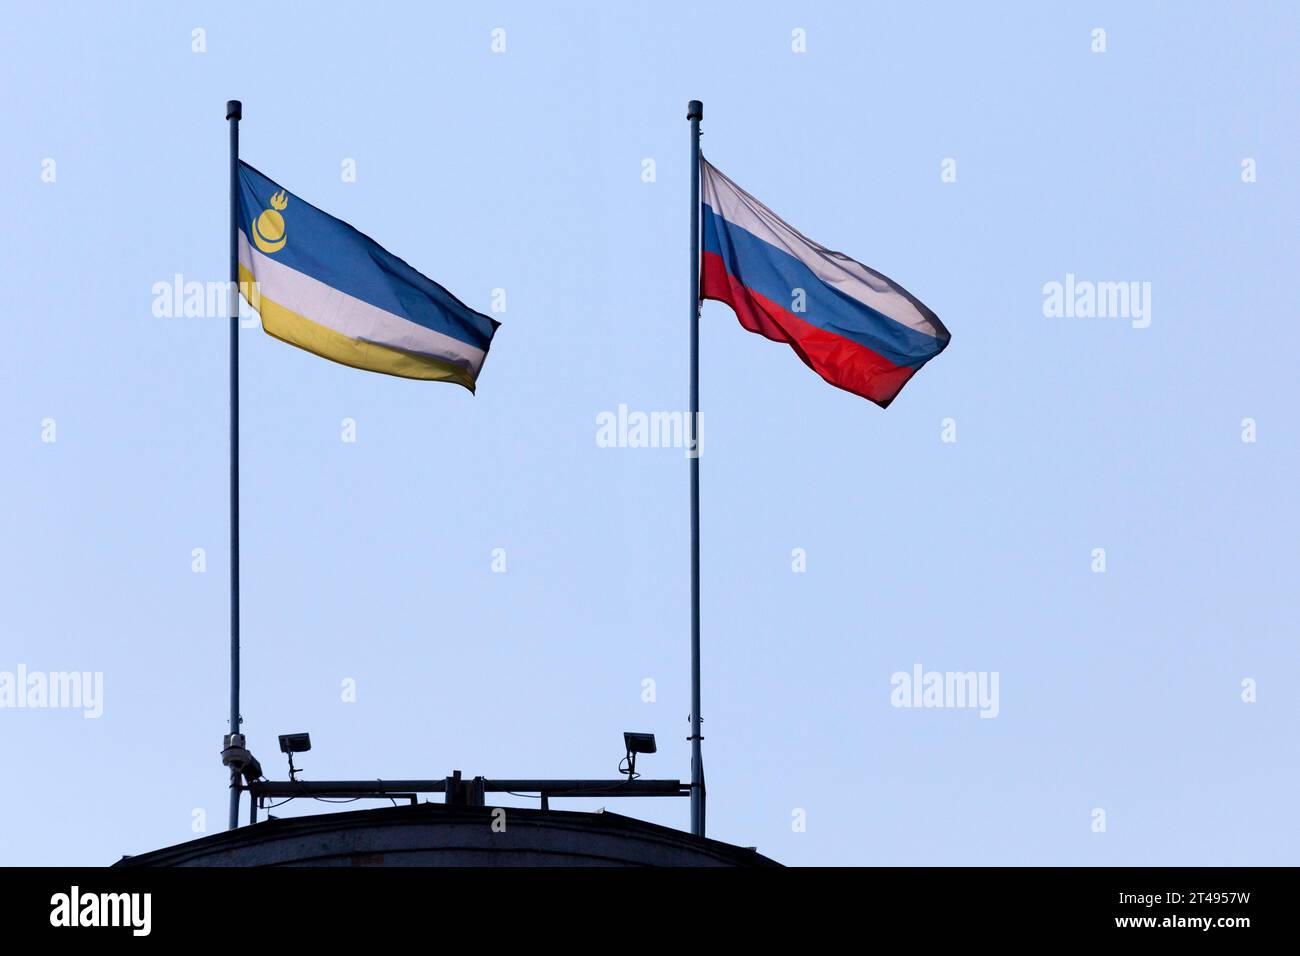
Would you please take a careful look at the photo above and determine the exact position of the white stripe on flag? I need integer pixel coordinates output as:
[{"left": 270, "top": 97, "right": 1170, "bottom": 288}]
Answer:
[
  {"left": 701, "top": 158, "right": 943, "bottom": 340},
  {"left": 238, "top": 232, "right": 487, "bottom": 375}
]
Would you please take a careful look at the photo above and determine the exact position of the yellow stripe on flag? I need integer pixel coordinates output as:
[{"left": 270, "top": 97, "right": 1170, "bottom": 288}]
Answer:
[{"left": 239, "top": 265, "right": 477, "bottom": 391}]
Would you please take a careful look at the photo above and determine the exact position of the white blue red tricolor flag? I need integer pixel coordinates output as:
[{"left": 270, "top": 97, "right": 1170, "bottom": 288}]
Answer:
[{"left": 701, "top": 158, "right": 949, "bottom": 407}]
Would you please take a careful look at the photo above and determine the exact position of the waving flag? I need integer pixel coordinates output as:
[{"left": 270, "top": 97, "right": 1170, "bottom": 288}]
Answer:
[
  {"left": 236, "top": 161, "right": 498, "bottom": 391},
  {"left": 700, "top": 157, "right": 949, "bottom": 407}
]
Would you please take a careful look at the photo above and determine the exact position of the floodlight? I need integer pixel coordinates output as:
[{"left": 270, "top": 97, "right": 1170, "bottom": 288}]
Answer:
[
  {"left": 279, "top": 733, "right": 312, "bottom": 754},
  {"left": 624, "top": 732, "right": 657, "bottom": 755},
  {"left": 278, "top": 732, "right": 311, "bottom": 781},
  {"left": 620, "top": 732, "right": 657, "bottom": 781}
]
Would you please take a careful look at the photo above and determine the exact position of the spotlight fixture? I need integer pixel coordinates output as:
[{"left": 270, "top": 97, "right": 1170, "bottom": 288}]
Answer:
[
  {"left": 624, "top": 732, "right": 657, "bottom": 755},
  {"left": 278, "top": 733, "right": 312, "bottom": 754},
  {"left": 620, "top": 732, "right": 657, "bottom": 781},
  {"left": 278, "top": 732, "right": 311, "bottom": 781}
]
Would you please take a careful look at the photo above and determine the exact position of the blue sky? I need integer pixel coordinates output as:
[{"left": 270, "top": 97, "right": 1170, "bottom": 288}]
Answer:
[{"left": 1, "top": 2, "right": 1297, "bottom": 865}]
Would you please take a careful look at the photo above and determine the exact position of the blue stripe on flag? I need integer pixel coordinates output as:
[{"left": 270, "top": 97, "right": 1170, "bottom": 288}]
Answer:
[
  {"left": 702, "top": 205, "right": 944, "bottom": 369},
  {"left": 237, "top": 161, "right": 498, "bottom": 353}
]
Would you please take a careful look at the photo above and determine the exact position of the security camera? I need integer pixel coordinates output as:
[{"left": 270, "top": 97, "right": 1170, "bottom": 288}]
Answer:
[{"left": 221, "top": 733, "right": 252, "bottom": 772}]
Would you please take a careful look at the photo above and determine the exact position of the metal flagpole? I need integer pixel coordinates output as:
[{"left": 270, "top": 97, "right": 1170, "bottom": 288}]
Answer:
[
  {"left": 687, "top": 99, "right": 706, "bottom": 838},
  {"left": 226, "top": 99, "right": 243, "bottom": 830}
]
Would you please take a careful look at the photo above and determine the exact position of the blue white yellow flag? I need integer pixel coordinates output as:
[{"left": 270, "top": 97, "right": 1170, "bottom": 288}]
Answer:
[{"left": 236, "top": 162, "right": 498, "bottom": 391}]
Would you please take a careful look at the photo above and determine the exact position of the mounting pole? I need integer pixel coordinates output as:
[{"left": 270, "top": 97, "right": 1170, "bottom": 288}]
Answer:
[
  {"left": 226, "top": 98, "right": 243, "bottom": 831},
  {"left": 687, "top": 99, "right": 706, "bottom": 838}
]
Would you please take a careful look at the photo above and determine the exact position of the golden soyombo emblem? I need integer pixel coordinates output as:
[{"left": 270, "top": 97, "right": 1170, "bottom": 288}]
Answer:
[{"left": 252, "top": 189, "right": 289, "bottom": 253}]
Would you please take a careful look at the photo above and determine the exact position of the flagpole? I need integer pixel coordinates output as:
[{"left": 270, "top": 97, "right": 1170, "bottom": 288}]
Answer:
[
  {"left": 687, "top": 99, "right": 706, "bottom": 838},
  {"left": 226, "top": 98, "right": 243, "bottom": 831}
]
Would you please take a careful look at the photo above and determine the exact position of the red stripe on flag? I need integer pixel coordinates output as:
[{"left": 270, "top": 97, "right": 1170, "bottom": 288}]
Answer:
[{"left": 701, "top": 251, "right": 918, "bottom": 407}]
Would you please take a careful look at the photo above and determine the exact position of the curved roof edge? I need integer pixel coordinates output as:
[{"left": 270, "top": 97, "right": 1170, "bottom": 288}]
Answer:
[{"left": 114, "top": 802, "right": 782, "bottom": 868}]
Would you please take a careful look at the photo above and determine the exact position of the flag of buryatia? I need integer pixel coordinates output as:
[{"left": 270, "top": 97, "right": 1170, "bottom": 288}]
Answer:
[
  {"left": 701, "top": 158, "right": 949, "bottom": 407},
  {"left": 236, "top": 162, "right": 499, "bottom": 391}
]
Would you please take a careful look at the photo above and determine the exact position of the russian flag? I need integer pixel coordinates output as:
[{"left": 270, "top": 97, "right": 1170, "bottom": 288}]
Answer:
[{"left": 701, "top": 158, "right": 949, "bottom": 407}]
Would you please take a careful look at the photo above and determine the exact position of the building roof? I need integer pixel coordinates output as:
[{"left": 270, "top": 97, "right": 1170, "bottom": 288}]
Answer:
[{"left": 114, "top": 802, "right": 781, "bottom": 867}]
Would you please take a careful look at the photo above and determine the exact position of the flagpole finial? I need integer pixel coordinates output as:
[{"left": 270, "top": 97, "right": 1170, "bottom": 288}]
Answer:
[
  {"left": 226, "top": 100, "right": 242, "bottom": 121},
  {"left": 687, "top": 100, "right": 703, "bottom": 120}
]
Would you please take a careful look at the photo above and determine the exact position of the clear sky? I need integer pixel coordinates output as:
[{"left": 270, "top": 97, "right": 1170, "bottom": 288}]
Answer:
[{"left": 2, "top": 2, "right": 1296, "bottom": 866}]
